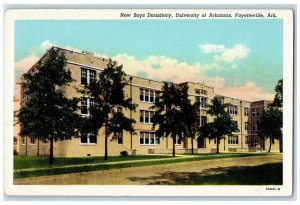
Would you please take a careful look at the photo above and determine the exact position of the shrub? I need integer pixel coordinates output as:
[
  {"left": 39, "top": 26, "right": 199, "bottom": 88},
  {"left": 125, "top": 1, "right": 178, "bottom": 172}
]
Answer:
[
  {"left": 120, "top": 151, "right": 128, "bottom": 157},
  {"left": 14, "top": 150, "right": 19, "bottom": 155}
]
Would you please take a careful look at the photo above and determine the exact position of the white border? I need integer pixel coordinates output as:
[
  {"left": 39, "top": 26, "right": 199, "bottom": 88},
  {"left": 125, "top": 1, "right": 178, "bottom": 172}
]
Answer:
[{"left": 3, "top": 9, "right": 294, "bottom": 197}]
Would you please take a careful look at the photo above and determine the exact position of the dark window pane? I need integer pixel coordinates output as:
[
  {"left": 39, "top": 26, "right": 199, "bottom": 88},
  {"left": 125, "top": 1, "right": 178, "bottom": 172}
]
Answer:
[
  {"left": 81, "top": 68, "right": 87, "bottom": 85},
  {"left": 89, "top": 135, "right": 97, "bottom": 143},
  {"left": 140, "top": 137, "right": 144, "bottom": 144},
  {"left": 140, "top": 89, "right": 144, "bottom": 101},
  {"left": 81, "top": 135, "right": 88, "bottom": 143},
  {"left": 117, "top": 133, "right": 123, "bottom": 144}
]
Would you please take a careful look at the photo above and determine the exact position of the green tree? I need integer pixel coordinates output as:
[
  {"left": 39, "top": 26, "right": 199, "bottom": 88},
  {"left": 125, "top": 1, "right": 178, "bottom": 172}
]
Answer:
[
  {"left": 17, "top": 49, "right": 81, "bottom": 165},
  {"left": 272, "top": 79, "right": 283, "bottom": 107},
  {"left": 259, "top": 79, "right": 283, "bottom": 153},
  {"left": 82, "top": 59, "right": 136, "bottom": 160},
  {"left": 259, "top": 106, "right": 282, "bottom": 152},
  {"left": 200, "top": 96, "right": 239, "bottom": 154},
  {"left": 181, "top": 97, "right": 200, "bottom": 155},
  {"left": 151, "top": 82, "right": 188, "bottom": 157}
]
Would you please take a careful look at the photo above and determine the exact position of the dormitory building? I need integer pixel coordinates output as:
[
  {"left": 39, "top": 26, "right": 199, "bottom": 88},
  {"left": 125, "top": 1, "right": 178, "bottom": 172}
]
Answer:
[{"left": 16, "top": 47, "right": 280, "bottom": 156}]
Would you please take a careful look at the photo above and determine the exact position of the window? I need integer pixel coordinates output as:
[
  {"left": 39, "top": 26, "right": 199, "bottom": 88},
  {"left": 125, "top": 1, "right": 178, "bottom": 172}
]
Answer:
[
  {"left": 145, "top": 90, "right": 149, "bottom": 102},
  {"left": 139, "top": 88, "right": 156, "bottom": 103},
  {"left": 150, "top": 90, "right": 154, "bottom": 102},
  {"left": 117, "top": 132, "right": 123, "bottom": 144},
  {"left": 42, "top": 139, "right": 47, "bottom": 144},
  {"left": 175, "top": 135, "right": 182, "bottom": 145},
  {"left": 195, "top": 89, "right": 200, "bottom": 94},
  {"left": 81, "top": 98, "right": 95, "bottom": 115},
  {"left": 196, "top": 97, "right": 207, "bottom": 109},
  {"left": 30, "top": 138, "right": 35, "bottom": 144},
  {"left": 228, "top": 105, "right": 238, "bottom": 115},
  {"left": 81, "top": 68, "right": 96, "bottom": 85},
  {"left": 245, "top": 136, "right": 250, "bottom": 144},
  {"left": 140, "top": 110, "right": 154, "bottom": 123},
  {"left": 140, "top": 88, "right": 144, "bottom": 101},
  {"left": 21, "top": 86, "right": 28, "bottom": 101},
  {"left": 201, "top": 116, "right": 207, "bottom": 127},
  {"left": 116, "top": 106, "right": 123, "bottom": 113},
  {"left": 252, "top": 123, "right": 260, "bottom": 131},
  {"left": 252, "top": 107, "right": 260, "bottom": 117},
  {"left": 80, "top": 133, "right": 97, "bottom": 144},
  {"left": 21, "top": 137, "right": 26, "bottom": 145},
  {"left": 200, "top": 97, "right": 207, "bottom": 109},
  {"left": 245, "top": 122, "right": 249, "bottom": 130},
  {"left": 244, "top": 108, "right": 249, "bottom": 116},
  {"left": 201, "top": 89, "right": 207, "bottom": 95},
  {"left": 254, "top": 137, "right": 259, "bottom": 147},
  {"left": 228, "top": 135, "right": 239, "bottom": 145},
  {"left": 140, "top": 132, "right": 160, "bottom": 145}
]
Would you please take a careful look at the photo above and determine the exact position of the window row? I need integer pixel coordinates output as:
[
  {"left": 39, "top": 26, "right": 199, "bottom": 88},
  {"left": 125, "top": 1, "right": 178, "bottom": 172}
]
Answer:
[
  {"left": 195, "top": 89, "right": 207, "bottom": 95},
  {"left": 139, "top": 88, "right": 158, "bottom": 103},
  {"left": 228, "top": 105, "right": 238, "bottom": 115},
  {"left": 140, "top": 132, "right": 160, "bottom": 145},
  {"left": 81, "top": 98, "right": 95, "bottom": 115},
  {"left": 140, "top": 110, "right": 154, "bottom": 123},
  {"left": 21, "top": 137, "right": 47, "bottom": 145},
  {"left": 81, "top": 68, "right": 96, "bottom": 85},
  {"left": 228, "top": 135, "right": 239, "bottom": 145},
  {"left": 251, "top": 107, "right": 260, "bottom": 117}
]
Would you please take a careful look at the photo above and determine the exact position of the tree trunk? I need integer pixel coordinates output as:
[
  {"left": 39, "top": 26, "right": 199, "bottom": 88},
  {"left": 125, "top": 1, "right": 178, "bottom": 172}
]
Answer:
[
  {"left": 216, "top": 138, "right": 220, "bottom": 154},
  {"left": 49, "top": 135, "right": 54, "bottom": 165},
  {"left": 268, "top": 138, "right": 272, "bottom": 153},
  {"left": 37, "top": 138, "right": 40, "bottom": 157},
  {"left": 172, "top": 135, "right": 175, "bottom": 157},
  {"left": 104, "top": 121, "right": 108, "bottom": 160},
  {"left": 191, "top": 137, "right": 194, "bottom": 155},
  {"left": 280, "top": 138, "right": 283, "bottom": 153},
  {"left": 25, "top": 136, "right": 28, "bottom": 156}
]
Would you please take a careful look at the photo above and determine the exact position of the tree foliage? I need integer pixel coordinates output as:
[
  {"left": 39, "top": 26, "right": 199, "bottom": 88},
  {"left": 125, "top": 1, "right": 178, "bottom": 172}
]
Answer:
[
  {"left": 259, "top": 106, "right": 282, "bottom": 152},
  {"left": 180, "top": 96, "right": 200, "bottom": 154},
  {"left": 200, "top": 96, "right": 239, "bottom": 154},
  {"left": 151, "top": 82, "right": 189, "bottom": 157},
  {"left": 82, "top": 59, "right": 136, "bottom": 160},
  {"left": 272, "top": 79, "right": 283, "bottom": 108},
  {"left": 259, "top": 79, "right": 283, "bottom": 152},
  {"left": 17, "top": 48, "right": 81, "bottom": 164}
]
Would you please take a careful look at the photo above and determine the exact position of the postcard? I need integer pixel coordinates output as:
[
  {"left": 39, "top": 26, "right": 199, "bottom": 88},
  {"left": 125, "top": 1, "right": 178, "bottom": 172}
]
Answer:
[{"left": 4, "top": 9, "right": 294, "bottom": 196}]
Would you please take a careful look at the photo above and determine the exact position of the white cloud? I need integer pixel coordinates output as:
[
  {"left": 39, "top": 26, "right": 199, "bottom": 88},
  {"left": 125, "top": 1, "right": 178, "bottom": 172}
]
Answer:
[
  {"left": 14, "top": 55, "right": 39, "bottom": 82},
  {"left": 40, "top": 40, "right": 56, "bottom": 51},
  {"left": 215, "top": 82, "right": 274, "bottom": 101},
  {"left": 112, "top": 53, "right": 215, "bottom": 83},
  {"left": 199, "top": 44, "right": 226, "bottom": 54},
  {"left": 199, "top": 43, "right": 249, "bottom": 63}
]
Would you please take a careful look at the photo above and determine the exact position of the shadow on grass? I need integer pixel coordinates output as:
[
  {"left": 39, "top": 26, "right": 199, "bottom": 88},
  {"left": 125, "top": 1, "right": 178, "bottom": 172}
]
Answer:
[{"left": 127, "top": 162, "right": 283, "bottom": 185}]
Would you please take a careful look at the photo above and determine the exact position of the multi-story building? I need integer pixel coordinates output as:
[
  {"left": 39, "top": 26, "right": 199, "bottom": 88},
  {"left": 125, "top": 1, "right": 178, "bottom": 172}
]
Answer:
[{"left": 17, "top": 47, "right": 280, "bottom": 157}]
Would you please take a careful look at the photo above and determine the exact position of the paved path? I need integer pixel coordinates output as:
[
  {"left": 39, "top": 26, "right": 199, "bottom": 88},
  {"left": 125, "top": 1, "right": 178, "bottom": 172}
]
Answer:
[{"left": 14, "top": 154, "right": 282, "bottom": 185}]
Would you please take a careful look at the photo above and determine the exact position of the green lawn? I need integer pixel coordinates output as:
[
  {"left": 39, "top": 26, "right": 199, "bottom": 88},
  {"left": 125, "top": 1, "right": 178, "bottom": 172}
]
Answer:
[
  {"left": 14, "top": 153, "right": 275, "bottom": 179},
  {"left": 14, "top": 155, "right": 172, "bottom": 170}
]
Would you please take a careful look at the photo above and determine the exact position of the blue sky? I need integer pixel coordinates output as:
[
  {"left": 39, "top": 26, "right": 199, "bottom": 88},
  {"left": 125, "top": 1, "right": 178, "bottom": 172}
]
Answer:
[{"left": 14, "top": 19, "right": 283, "bottom": 101}]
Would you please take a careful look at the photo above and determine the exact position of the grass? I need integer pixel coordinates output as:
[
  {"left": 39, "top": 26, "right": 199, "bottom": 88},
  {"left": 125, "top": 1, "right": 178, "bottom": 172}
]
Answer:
[
  {"left": 14, "top": 155, "right": 172, "bottom": 170},
  {"left": 14, "top": 153, "right": 275, "bottom": 179}
]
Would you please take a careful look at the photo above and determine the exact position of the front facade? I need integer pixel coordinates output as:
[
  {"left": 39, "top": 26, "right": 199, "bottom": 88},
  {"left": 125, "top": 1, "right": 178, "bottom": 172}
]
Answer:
[{"left": 17, "top": 47, "right": 280, "bottom": 157}]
